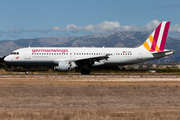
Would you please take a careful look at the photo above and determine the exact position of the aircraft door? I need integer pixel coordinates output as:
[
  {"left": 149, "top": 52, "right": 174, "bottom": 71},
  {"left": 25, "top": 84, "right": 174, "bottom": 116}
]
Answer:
[
  {"left": 25, "top": 49, "right": 31, "bottom": 59},
  {"left": 137, "top": 49, "right": 142, "bottom": 59}
]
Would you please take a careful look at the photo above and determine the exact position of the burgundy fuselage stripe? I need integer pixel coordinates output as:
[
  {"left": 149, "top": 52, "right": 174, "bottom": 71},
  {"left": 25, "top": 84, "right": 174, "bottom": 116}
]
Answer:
[
  {"left": 150, "top": 23, "right": 162, "bottom": 52},
  {"left": 159, "top": 22, "right": 170, "bottom": 52}
]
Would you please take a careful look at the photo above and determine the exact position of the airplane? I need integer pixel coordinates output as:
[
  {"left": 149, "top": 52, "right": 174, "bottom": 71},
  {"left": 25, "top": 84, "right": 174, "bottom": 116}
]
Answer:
[{"left": 4, "top": 21, "right": 174, "bottom": 74}]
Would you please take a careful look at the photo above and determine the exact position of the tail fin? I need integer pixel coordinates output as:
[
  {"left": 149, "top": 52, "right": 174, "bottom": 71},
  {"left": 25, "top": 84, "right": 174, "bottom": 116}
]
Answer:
[{"left": 142, "top": 21, "right": 170, "bottom": 52}]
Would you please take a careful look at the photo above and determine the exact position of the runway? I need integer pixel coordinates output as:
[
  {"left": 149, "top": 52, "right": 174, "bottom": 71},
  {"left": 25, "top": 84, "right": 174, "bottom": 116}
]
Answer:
[
  {"left": 0, "top": 73, "right": 180, "bottom": 119},
  {"left": 0, "top": 73, "right": 180, "bottom": 83}
]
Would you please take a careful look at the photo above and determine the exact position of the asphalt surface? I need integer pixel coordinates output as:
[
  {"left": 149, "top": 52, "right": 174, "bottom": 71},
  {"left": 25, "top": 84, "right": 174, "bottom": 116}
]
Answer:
[
  {"left": 0, "top": 73, "right": 180, "bottom": 78},
  {"left": 0, "top": 73, "right": 180, "bottom": 82}
]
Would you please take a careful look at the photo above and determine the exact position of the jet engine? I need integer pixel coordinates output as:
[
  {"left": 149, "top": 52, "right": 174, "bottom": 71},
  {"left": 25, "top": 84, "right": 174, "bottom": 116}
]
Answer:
[{"left": 54, "top": 61, "right": 77, "bottom": 72}]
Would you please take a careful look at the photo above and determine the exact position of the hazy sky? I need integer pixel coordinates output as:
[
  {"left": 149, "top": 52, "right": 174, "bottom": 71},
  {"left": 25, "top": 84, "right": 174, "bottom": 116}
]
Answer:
[{"left": 0, "top": 0, "right": 180, "bottom": 40}]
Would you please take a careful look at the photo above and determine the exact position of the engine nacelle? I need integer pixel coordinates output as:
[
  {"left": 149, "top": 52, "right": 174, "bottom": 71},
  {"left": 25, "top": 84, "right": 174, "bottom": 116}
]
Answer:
[{"left": 54, "top": 62, "right": 77, "bottom": 72}]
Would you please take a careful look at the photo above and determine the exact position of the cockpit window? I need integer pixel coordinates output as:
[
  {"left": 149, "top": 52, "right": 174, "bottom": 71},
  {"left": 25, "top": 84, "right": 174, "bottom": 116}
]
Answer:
[{"left": 11, "top": 52, "right": 19, "bottom": 55}]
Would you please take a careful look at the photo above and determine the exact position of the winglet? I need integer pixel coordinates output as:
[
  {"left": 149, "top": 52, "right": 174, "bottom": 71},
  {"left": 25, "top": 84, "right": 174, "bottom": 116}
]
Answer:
[{"left": 142, "top": 21, "right": 170, "bottom": 52}]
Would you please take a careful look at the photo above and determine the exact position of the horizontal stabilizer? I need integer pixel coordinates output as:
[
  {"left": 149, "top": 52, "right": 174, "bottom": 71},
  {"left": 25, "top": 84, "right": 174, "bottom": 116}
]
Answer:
[{"left": 152, "top": 50, "right": 174, "bottom": 56}]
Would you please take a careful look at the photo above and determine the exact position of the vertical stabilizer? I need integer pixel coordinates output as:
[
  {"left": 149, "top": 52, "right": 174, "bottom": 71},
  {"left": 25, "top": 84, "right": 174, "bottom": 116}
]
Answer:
[{"left": 142, "top": 21, "right": 170, "bottom": 52}]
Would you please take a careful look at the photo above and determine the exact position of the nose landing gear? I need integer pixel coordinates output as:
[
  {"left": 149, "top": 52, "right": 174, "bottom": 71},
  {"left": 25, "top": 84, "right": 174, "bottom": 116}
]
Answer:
[
  {"left": 25, "top": 66, "right": 30, "bottom": 75},
  {"left": 25, "top": 71, "right": 29, "bottom": 75}
]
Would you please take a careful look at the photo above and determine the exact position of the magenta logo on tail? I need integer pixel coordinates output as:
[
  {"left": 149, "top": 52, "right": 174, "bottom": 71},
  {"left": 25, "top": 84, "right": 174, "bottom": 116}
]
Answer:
[
  {"left": 150, "top": 22, "right": 162, "bottom": 52},
  {"left": 158, "top": 22, "right": 170, "bottom": 52},
  {"left": 143, "top": 21, "right": 170, "bottom": 52}
]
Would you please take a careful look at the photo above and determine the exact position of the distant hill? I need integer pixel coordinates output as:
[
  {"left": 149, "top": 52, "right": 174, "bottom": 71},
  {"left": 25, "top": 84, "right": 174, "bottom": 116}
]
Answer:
[{"left": 0, "top": 31, "right": 179, "bottom": 62}]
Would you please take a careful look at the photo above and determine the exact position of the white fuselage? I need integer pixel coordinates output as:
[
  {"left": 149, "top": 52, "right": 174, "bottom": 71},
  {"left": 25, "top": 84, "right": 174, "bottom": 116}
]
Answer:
[{"left": 4, "top": 46, "right": 173, "bottom": 67}]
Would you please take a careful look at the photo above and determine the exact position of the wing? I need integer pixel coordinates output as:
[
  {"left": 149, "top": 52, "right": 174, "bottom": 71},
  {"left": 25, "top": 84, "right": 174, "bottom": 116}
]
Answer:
[{"left": 73, "top": 54, "right": 111, "bottom": 66}]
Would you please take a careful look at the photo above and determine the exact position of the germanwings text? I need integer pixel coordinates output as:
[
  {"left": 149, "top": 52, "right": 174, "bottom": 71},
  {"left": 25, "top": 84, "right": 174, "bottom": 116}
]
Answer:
[{"left": 32, "top": 49, "right": 68, "bottom": 53}]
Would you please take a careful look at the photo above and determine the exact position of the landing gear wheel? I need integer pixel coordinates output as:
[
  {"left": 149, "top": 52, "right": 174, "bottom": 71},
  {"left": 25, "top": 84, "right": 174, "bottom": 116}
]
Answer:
[
  {"left": 25, "top": 71, "right": 29, "bottom": 75},
  {"left": 81, "top": 69, "right": 90, "bottom": 75},
  {"left": 25, "top": 66, "right": 30, "bottom": 75}
]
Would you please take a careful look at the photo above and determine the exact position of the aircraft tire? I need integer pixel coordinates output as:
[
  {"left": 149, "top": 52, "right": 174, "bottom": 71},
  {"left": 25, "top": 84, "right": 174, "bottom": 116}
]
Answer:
[{"left": 81, "top": 69, "right": 90, "bottom": 75}]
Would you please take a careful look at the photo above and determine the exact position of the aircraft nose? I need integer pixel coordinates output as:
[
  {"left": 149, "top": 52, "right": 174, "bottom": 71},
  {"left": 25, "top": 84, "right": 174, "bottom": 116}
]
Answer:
[{"left": 4, "top": 56, "right": 10, "bottom": 62}]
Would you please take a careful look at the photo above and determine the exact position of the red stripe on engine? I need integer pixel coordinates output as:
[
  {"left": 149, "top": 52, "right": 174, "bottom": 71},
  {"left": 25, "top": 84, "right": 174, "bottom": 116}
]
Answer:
[
  {"left": 150, "top": 23, "right": 162, "bottom": 52},
  {"left": 159, "top": 22, "right": 170, "bottom": 52}
]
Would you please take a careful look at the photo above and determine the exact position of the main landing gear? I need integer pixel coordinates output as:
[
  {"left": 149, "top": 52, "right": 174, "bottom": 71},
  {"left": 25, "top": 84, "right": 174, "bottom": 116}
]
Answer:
[
  {"left": 81, "top": 64, "right": 91, "bottom": 75},
  {"left": 81, "top": 68, "right": 90, "bottom": 75}
]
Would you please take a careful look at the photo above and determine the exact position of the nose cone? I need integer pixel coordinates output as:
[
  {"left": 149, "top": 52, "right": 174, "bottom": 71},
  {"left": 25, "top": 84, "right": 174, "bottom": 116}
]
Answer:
[{"left": 4, "top": 56, "right": 10, "bottom": 63}]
